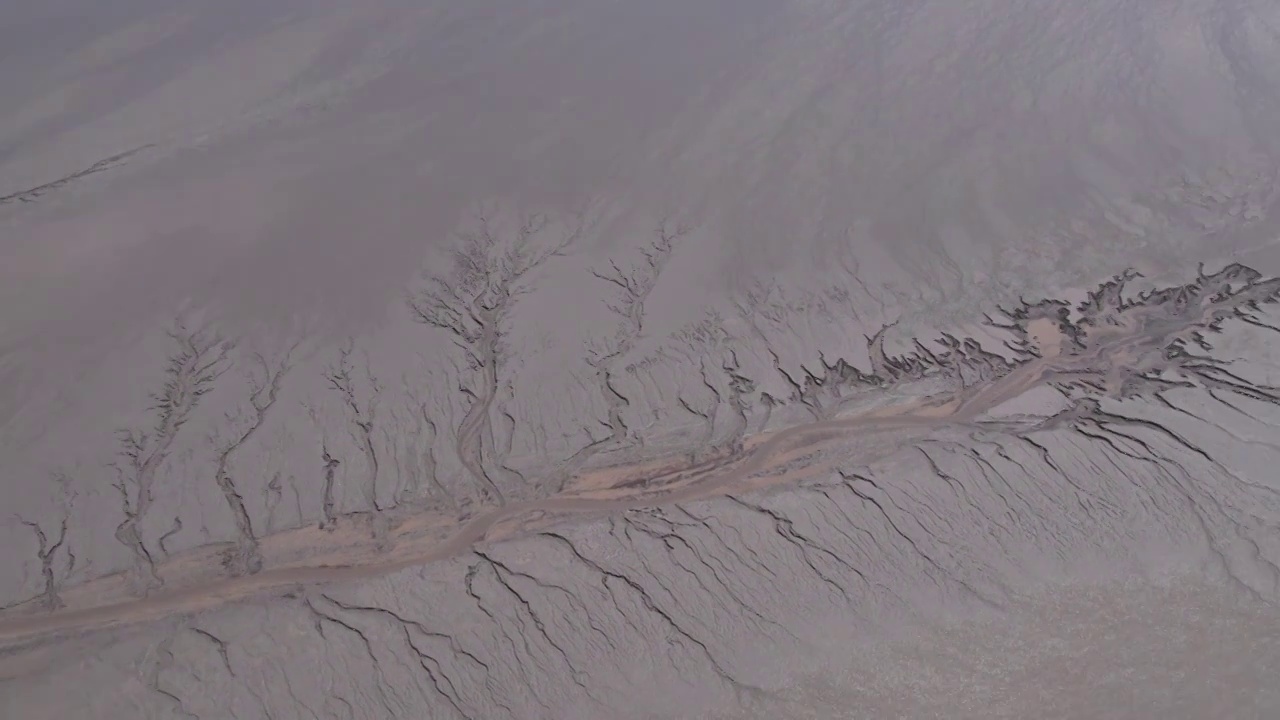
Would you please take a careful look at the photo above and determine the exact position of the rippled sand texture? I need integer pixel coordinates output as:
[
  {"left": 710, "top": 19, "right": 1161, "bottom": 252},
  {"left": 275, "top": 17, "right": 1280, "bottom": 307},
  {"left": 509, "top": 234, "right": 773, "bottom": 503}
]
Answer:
[{"left": 4, "top": 1, "right": 1280, "bottom": 718}]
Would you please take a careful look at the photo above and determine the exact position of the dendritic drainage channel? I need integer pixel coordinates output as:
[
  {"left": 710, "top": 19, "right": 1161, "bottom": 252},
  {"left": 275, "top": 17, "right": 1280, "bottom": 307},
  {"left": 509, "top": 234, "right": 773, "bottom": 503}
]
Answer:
[{"left": 4, "top": 263, "right": 1280, "bottom": 719}]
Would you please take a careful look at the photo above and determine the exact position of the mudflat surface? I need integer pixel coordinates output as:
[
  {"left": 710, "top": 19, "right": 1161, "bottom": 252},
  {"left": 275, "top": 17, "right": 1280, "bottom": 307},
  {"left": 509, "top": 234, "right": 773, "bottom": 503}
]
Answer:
[{"left": 4, "top": 1, "right": 1280, "bottom": 718}]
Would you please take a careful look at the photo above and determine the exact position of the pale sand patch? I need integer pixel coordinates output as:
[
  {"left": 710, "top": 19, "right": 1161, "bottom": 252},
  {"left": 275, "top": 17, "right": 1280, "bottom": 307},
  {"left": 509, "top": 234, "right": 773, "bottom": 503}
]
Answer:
[{"left": 1027, "top": 317, "right": 1065, "bottom": 357}]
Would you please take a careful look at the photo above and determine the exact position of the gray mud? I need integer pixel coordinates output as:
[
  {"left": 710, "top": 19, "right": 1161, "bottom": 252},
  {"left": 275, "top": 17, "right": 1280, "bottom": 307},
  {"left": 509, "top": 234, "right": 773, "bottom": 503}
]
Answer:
[{"left": 5, "top": 1, "right": 1280, "bottom": 718}]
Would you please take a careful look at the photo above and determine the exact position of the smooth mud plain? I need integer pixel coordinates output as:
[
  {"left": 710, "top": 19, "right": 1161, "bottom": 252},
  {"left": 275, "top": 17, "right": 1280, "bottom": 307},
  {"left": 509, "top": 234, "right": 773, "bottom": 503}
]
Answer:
[{"left": 5, "top": 1, "right": 1280, "bottom": 718}]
